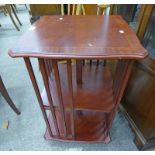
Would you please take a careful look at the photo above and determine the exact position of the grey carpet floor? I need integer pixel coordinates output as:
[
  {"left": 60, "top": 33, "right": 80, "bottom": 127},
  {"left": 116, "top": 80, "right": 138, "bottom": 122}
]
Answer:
[{"left": 0, "top": 5, "right": 137, "bottom": 151}]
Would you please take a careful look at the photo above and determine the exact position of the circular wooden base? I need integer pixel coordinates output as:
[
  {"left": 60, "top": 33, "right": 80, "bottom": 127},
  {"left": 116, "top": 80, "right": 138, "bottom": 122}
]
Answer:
[{"left": 44, "top": 111, "right": 111, "bottom": 143}]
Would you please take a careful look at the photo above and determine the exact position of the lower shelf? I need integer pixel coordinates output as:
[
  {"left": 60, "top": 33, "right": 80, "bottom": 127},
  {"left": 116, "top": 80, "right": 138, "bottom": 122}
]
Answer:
[{"left": 44, "top": 110, "right": 111, "bottom": 143}]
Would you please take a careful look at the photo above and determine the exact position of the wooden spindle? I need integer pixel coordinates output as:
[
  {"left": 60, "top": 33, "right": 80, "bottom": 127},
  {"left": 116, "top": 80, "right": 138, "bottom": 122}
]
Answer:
[
  {"left": 109, "top": 60, "right": 134, "bottom": 129},
  {"left": 38, "top": 58, "right": 60, "bottom": 136},
  {"left": 76, "top": 4, "right": 81, "bottom": 15},
  {"left": 68, "top": 4, "right": 70, "bottom": 15},
  {"left": 82, "top": 5, "right": 86, "bottom": 15},
  {"left": 83, "top": 60, "right": 85, "bottom": 66},
  {"left": 61, "top": 4, "right": 64, "bottom": 16},
  {"left": 66, "top": 60, "right": 75, "bottom": 138},
  {"left": 76, "top": 60, "right": 82, "bottom": 85},
  {"left": 52, "top": 60, "right": 67, "bottom": 137},
  {"left": 96, "top": 60, "right": 99, "bottom": 66},
  {"left": 44, "top": 60, "right": 50, "bottom": 77},
  {"left": 24, "top": 58, "right": 53, "bottom": 137},
  {"left": 90, "top": 60, "right": 92, "bottom": 66},
  {"left": 97, "top": 6, "right": 100, "bottom": 15},
  {"left": 113, "top": 60, "right": 123, "bottom": 98},
  {"left": 103, "top": 60, "right": 106, "bottom": 66},
  {"left": 72, "top": 4, "right": 75, "bottom": 15},
  {"left": 113, "top": 60, "right": 126, "bottom": 102},
  {"left": 115, "top": 60, "right": 134, "bottom": 106},
  {"left": 103, "top": 8, "right": 105, "bottom": 15}
]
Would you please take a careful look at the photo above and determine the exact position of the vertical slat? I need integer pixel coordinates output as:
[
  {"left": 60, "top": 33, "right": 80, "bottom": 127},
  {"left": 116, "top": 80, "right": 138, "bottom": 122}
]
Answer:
[
  {"left": 76, "top": 4, "right": 81, "bottom": 15},
  {"left": 103, "top": 60, "right": 106, "bottom": 66},
  {"left": 97, "top": 6, "right": 100, "bottom": 15},
  {"left": 113, "top": 60, "right": 126, "bottom": 103},
  {"left": 72, "top": 4, "right": 75, "bottom": 15},
  {"left": 109, "top": 59, "right": 134, "bottom": 129},
  {"left": 90, "top": 60, "right": 92, "bottom": 66},
  {"left": 113, "top": 60, "right": 123, "bottom": 98},
  {"left": 47, "top": 59, "right": 54, "bottom": 74},
  {"left": 102, "top": 8, "right": 105, "bottom": 15},
  {"left": 83, "top": 60, "right": 85, "bottom": 66},
  {"left": 105, "top": 113, "right": 110, "bottom": 140},
  {"left": 68, "top": 4, "right": 70, "bottom": 15},
  {"left": 115, "top": 60, "right": 134, "bottom": 106},
  {"left": 96, "top": 60, "right": 99, "bottom": 66},
  {"left": 52, "top": 60, "right": 67, "bottom": 137},
  {"left": 76, "top": 60, "right": 82, "bottom": 85},
  {"left": 61, "top": 4, "right": 64, "bottom": 16},
  {"left": 24, "top": 58, "right": 53, "bottom": 137},
  {"left": 67, "top": 60, "right": 75, "bottom": 138},
  {"left": 45, "top": 59, "right": 54, "bottom": 81},
  {"left": 38, "top": 58, "right": 60, "bottom": 136},
  {"left": 81, "top": 5, "right": 86, "bottom": 15},
  {"left": 44, "top": 60, "right": 50, "bottom": 77}
]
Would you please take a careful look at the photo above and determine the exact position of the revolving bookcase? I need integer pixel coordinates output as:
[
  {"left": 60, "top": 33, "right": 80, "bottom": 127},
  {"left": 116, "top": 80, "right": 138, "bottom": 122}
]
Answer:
[{"left": 9, "top": 15, "right": 148, "bottom": 143}]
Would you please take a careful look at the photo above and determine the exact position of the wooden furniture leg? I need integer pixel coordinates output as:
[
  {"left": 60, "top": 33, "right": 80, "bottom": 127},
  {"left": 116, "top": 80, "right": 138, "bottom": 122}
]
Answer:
[
  {"left": 10, "top": 5, "right": 22, "bottom": 26},
  {"left": 25, "top": 4, "right": 28, "bottom": 9},
  {"left": 0, "top": 76, "right": 20, "bottom": 115},
  {"left": 2, "top": 8, "right": 7, "bottom": 16},
  {"left": 6, "top": 5, "right": 20, "bottom": 31},
  {"left": 12, "top": 4, "right": 18, "bottom": 12}
]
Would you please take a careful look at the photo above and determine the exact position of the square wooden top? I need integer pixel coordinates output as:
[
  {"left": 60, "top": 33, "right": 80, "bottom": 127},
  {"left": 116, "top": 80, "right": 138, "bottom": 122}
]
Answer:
[{"left": 9, "top": 15, "right": 148, "bottom": 59}]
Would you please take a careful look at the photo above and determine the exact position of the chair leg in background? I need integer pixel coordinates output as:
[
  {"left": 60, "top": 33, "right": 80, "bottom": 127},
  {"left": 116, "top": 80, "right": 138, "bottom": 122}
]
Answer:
[
  {"left": 0, "top": 77, "right": 20, "bottom": 115},
  {"left": 11, "top": 5, "right": 22, "bottom": 26}
]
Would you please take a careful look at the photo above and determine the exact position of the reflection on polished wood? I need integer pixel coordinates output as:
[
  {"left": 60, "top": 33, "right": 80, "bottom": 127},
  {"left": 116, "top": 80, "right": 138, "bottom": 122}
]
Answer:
[{"left": 9, "top": 16, "right": 147, "bottom": 143}]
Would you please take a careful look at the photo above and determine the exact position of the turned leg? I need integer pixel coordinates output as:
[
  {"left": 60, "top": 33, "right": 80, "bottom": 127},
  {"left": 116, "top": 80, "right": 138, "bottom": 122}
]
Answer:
[{"left": 0, "top": 76, "right": 20, "bottom": 115}]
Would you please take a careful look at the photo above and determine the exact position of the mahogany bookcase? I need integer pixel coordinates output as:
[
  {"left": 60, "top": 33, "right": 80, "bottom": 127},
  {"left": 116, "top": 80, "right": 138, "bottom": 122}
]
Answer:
[{"left": 9, "top": 15, "right": 148, "bottom": 143}]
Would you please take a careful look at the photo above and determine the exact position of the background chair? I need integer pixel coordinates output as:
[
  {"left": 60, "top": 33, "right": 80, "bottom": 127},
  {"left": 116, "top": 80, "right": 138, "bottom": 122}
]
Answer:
[
  {"left": 61, "top": 4, "right": 85, "bottom": 16},
  {"left": 12, "top": 4, "right": 28, "bottom": 12},
  {"left": 0, "top": 76, "right": 20, "bottom": 115},
  {"left": 0, "top": 4, "right": 22, "bottom": 31},
  {"left": 97, "top": 4, "right": 111, "bottom": 15}
]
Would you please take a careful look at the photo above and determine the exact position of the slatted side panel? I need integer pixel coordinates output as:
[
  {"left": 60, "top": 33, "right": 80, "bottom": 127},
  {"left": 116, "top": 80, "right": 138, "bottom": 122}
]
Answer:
[
  {"left": 39, "top": 58, "right": 76, "bottom": 138},
  {"left": 113, "top": 60, "right": 134, "bottom": 106},
  {"left": 38, "top": 59, "right": 60, "bottom": 136},
  {"left": 24, "top": 58, "right": 53, "bottom": 137},
  {"left": 50, "top": 60, "right": 68, "bottom": 137},
  {"left": 107, "top": 59, "right": 134, "bottom": 130}
]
